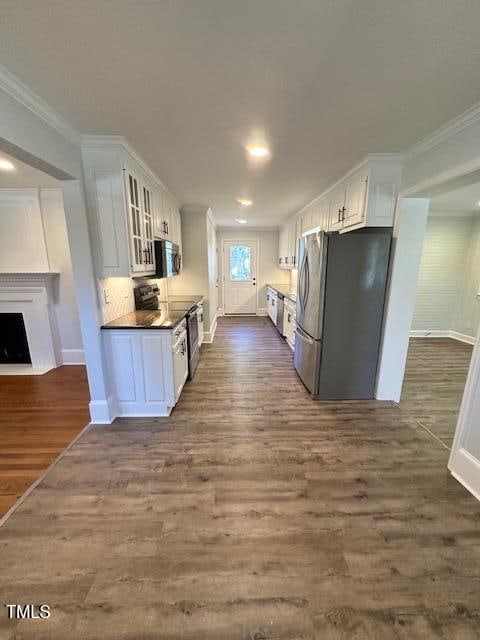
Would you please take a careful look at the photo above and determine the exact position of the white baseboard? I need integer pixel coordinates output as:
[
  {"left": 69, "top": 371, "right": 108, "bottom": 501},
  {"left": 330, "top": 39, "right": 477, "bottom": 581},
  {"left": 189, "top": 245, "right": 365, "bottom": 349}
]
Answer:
[
  {"left": 450, "top": 331, "right": 476, "bottom": 346},
  {"left": 449, "top": 448, "right": 480, "bottom": 502},
  {"left": 203, "top": 315, "right": 218, "bottom": 343},
  {"left": 410, "top": 330, "right": 475, "bottom": 346},
  {"left": 217, "top": 307, "right": 224, "bottom": 317},
  {"left": 89, "top": 396, "right": 116, "bottom": 424},
  {"left": 61, "top": 348, "right": 86, "bottom": 365},
  {"left": 257, "top": 307, "right": 267, "bottom": 316}
]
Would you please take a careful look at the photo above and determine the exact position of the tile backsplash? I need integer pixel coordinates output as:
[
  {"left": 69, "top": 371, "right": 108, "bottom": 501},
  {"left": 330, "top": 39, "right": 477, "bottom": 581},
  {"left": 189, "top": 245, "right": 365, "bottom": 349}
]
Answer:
[{"left": 99, "top": 276, "right": 168, "bottom": 324}]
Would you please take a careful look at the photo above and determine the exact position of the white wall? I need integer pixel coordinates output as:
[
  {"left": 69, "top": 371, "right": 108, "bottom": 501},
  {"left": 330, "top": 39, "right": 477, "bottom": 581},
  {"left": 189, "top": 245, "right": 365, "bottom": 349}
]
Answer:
[
  {"left": 216, "top": 228, "right": 289, "bottom": 313},
  {"left": 410, "top": 212, "right": 480, "bottom": 342},
  {"left": 455, "top": 215, "right": 480, "bottom": 339},
  {"left": 206, "top": 213, "right": 218, "bottom": 332},
  {"left": 40, "top": 189, "right": 84, "bottom": 363},
  {"left": 168, "top": 207, "right": 217, "bottom": 338},
  {"left": 411, "top": 214, "right": 473, "bottom": 334}
]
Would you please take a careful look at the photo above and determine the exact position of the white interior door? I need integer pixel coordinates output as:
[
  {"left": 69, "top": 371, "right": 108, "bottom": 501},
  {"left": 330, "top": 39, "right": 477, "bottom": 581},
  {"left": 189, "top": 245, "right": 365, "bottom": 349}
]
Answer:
[{"left": 223, "top": 240, "right": 257, "bottom": 314}]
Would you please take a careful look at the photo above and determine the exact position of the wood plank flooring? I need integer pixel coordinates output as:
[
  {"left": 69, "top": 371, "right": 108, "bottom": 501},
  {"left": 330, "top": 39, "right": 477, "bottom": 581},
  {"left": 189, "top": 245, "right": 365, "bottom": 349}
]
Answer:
[
  {"left": 0, "top": 318, "right": 479, "bottom": 639},
  {"left": 0, "top": 365, "right": 90, "bottom": 517},
  {"left": 400, "top": 338, "right": 473, "bottom": 448}
]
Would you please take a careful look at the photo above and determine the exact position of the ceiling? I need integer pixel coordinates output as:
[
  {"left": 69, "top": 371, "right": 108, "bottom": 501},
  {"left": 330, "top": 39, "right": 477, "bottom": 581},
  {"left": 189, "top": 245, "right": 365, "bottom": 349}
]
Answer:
[
  {"left": 2, "top": 1, "right": 480, "bottom": 227},
  {"left": 430, "top": 182, "right": 480, "bottom": 214},
  {"left": 0, "top": 151, "right": 59, "bottom": 189}
]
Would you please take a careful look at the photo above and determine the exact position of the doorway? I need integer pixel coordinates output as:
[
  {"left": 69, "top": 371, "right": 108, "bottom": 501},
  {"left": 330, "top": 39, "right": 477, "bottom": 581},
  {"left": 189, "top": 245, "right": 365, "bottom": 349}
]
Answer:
[
  {"left": 222, "top": 239, "right": 258, "bottom": 314},
  {"left": 0, "top": 150, "right": 90, "bottom": 518},
  {"left": 399, "top": 187, "right": 479, "bottom": 450}
]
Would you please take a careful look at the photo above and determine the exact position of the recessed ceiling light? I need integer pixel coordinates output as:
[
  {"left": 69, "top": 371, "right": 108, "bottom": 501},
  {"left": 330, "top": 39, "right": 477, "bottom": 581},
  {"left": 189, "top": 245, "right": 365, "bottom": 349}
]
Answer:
[
  {"left": 246, "top": 145, "right": 270, "bottom": 158},
  {"left": 235, "top": 218, "right": 247, "bottom": 224},
  {"left": 0, "top": 158, "right": 15, "bottom": 171},
  {"left": 237, "top": 198, "right": 253, "bottom": 206}
]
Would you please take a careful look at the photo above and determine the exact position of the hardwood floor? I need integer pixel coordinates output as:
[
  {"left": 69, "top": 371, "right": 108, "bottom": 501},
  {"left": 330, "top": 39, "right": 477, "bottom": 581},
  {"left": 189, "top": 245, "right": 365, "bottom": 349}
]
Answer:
[
  {"left": 400, "top": 338, "right": 473, "bottom": 448},
  {"left": 0, "top": 365, "right": 90, "bottom": 517},
  {"left": 0, "top": 318, "right": 479, "bottom": 639}
]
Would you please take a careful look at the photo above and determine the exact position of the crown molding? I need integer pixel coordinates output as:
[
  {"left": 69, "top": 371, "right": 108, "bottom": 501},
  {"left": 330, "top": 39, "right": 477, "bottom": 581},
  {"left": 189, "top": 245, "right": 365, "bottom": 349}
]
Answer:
[
  {"left": 82, "top": 134, "right": 179, "bottom": 205},
  {"left": 404, "top": 101, "right": 480, "bottom": 161},
  {"left": 0, "top": 64, "right": 81, "bottom": 147}
]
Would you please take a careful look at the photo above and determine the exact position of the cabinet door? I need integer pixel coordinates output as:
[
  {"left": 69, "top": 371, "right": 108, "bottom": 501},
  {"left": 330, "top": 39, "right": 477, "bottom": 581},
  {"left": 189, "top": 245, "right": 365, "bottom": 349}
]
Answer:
[
  {"left": 141, "top": 182, "right": 155, "bottom": 272},
  {"left": 290, "top": 219, "right": 299, "bottom": 269},
  {"left": 328, "top": 185, "right": 346, "bottom": 232},
  {"left": 171, "top": 206, "right": 181, "bottom": 246},
  {"left": 173, "top": 334, "right": 188, "bottom": 402},
  {"left": 124, "top": 167, "right": 145, "bottom": 273},
  {"left": 319, "top": 199, "right": 330, "bottom": 231},
  {"left": 343, "top": 171, "right": 368, "bottom": 229},
  {"left": 278, "top": 227, "right": 286, "bottom": 268},
  {"left": 163, "top": 196, "right": 173, "bottom": 240},
  {"left": 153, "top": 186, "right": 165, "bottom": 238}
]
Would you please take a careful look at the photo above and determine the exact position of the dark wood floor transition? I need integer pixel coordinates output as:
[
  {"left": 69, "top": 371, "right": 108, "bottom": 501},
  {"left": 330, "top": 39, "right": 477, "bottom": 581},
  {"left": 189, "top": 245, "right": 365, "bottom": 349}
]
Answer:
[{"left": 0, "top": 317, "right": 479, "bottom": 639}]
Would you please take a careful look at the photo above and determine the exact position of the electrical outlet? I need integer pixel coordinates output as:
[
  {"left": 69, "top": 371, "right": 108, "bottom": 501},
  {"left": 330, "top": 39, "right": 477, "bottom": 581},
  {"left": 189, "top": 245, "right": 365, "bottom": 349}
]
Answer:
[{"left": 103, "top": 288, "right": 111, "bottom": 305}]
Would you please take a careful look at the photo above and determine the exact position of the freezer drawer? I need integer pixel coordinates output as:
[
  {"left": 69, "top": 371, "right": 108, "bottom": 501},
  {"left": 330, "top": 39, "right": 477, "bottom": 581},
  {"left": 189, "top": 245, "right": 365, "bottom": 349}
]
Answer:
[{"left": 294, "top": 326, "right": 321, "bottom": 394}]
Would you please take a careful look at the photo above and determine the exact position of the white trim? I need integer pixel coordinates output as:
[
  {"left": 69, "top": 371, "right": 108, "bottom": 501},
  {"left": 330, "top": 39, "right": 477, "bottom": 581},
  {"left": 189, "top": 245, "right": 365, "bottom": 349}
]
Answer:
[
  {"left": 82, "top": 135, "right": 179, "bottom": 205},
  {"left": 89, "top": 397, "right": 116, "bottom": 424},
  {"left": 0, "top": 420, "right": 92, "bottom": 529},
  {"left": 450, "top": 450, "right": 480, "bottom": 502},
  {"left": 409, "top": 330, "right": 449, "bottom": 338},
  {"left": 405, "top": 101, "right": 480, "bottom": 161},
  {"left": 400, "top": 156, "right": 480, "bottom": 198},
  {"left": 410, "top": 330, "right": 476, "bottom": 346},
  {"left": 61, "top": 348, "right": 85, "bottom": 365},
  {"left": 203, "top": 315, "right": 218, "bottom": 343},
  {"left": 217, "top": 307, "right": 225, "bottom": 317},
  {"left": 0, "top": 63, "right": 81, "bottom": 146},
  {"left": 450, "top": 331, "right": 476, "bottom": 346},
  {"left": 257, "top": 307, "right": 267, "bottom": 316}
]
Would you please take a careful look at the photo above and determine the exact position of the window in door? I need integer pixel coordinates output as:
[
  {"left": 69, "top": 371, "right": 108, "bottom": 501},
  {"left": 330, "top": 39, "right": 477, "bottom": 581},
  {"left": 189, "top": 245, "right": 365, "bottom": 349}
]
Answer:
[{"left": 229, "top": 245, "right": 252, "bottom": 281}]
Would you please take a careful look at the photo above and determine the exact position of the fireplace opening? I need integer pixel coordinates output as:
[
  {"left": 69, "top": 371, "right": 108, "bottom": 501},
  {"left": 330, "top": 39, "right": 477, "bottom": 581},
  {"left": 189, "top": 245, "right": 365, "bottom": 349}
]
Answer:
[{"left": 0, "top": 313, "right": 31, "bottom": 364}]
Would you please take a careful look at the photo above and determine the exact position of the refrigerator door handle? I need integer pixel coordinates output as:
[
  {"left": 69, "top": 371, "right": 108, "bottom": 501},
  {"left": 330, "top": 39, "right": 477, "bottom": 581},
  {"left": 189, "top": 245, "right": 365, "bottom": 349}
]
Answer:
[
  {"left": 298, "top": 251, "right": 307, "bottom": 311},
  {"left": 304, "top": 254, "right": 310, "bottom": 309},
  {"left": 296, "top": 325, "right": 315, "bottom": 345}
]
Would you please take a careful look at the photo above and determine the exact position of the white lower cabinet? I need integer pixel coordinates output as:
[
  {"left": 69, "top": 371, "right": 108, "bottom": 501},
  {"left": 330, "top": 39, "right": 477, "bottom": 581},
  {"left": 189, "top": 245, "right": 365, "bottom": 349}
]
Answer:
[
  {"left": 197, "top": 303, "right": 205, "bottom": 346},
  {"left": 172, "top": 324, "right": 189, "bottom": 403},
  {"left": 283, "top": 298, "right": 296, "bottom": 351},
  {"left": 266, "top": 287, "right": 277, "bottom": 325},
  {"left": 103, "top": 320, "right": 188, "bottom": 417}
]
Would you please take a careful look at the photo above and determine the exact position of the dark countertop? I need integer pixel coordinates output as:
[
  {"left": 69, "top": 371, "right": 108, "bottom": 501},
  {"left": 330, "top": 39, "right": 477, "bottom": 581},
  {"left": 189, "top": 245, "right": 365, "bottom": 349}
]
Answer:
[
  {"left": 101, "top": 297, "right": 202, "bottom": 330},
  {"left": 267, "top": 283, "right": 297, "bottom": 303}
]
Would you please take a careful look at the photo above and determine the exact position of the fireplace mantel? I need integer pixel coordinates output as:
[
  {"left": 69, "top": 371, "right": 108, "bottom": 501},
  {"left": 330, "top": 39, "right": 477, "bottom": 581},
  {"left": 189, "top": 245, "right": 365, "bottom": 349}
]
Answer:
[
  {"left": 0, "top": 274, "right": 61, "bottom": 374},
  {"left": 0, "top": 272, "right": 59, "bottom": 285}
]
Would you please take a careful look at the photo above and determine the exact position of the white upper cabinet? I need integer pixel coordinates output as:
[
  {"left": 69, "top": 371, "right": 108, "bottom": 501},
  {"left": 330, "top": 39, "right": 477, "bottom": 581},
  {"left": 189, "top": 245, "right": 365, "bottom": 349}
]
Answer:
[
  {"left": 289, "top": 155, "right": 402, "bottom": 242},
  {"left": 328, "top": 183, "right": 347, "bottom": 232},
  {"left": 82, "top": 138, "right": 181, "bottom": 278},
  {"left": 124, "top": 164, "right": 155, "bottom": 274}
]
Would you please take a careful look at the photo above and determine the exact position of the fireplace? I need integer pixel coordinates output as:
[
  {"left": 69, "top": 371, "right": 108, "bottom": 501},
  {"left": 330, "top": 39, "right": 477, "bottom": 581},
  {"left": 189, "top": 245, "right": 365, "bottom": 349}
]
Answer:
[
  {"left": 0, "top": 272, "right": 59, "bottom": 374},
  {"left": 0, "top": 313, "right": 31, "bottom": 364}
]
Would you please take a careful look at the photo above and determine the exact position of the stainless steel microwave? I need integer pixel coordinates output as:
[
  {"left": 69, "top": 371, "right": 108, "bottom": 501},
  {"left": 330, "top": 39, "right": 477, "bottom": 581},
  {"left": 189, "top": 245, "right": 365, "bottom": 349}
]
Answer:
[{"left": 154, "top": 239, "right": 181, "bottom": 278}]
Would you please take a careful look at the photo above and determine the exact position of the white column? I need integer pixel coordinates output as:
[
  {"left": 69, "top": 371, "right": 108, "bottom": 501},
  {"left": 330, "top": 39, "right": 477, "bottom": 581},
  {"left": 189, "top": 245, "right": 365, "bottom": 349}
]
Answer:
[
  {"left": 375, "top": 197, "right": 430, "bottom": 401},
  {"left": 61, "top": 180, "right": 113, "bottom": 423}
]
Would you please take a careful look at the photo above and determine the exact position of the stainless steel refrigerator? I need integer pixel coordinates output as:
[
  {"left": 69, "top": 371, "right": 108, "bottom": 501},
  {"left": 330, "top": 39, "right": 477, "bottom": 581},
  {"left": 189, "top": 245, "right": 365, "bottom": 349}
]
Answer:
[{"left": 294, "top": 228, "right": 392, "bottom": 399}]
